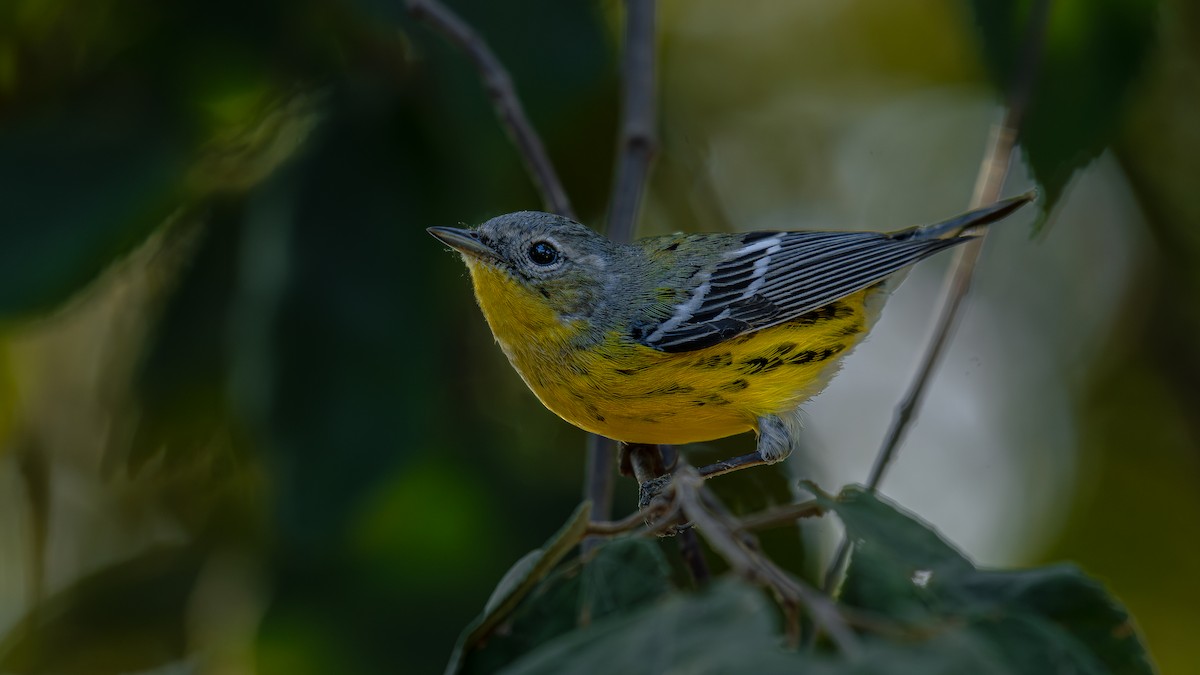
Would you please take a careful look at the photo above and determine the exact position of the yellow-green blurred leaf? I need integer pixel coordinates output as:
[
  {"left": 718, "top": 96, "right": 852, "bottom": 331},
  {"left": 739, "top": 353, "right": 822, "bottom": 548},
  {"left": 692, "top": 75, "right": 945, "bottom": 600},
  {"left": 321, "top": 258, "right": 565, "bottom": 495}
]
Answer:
[{"left": 0, "top": 545, "right": 204, "bottom": 675}]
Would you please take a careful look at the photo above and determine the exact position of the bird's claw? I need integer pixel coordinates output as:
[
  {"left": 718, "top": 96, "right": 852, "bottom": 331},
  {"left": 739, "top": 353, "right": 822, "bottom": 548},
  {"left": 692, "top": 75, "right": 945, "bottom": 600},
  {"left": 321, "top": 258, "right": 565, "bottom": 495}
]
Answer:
[
  {"left": 638, "top": 474, "right": 691, "bottom": 537},
  {"left": 638, "top": 474, "right": 673, "bottom": 510}
]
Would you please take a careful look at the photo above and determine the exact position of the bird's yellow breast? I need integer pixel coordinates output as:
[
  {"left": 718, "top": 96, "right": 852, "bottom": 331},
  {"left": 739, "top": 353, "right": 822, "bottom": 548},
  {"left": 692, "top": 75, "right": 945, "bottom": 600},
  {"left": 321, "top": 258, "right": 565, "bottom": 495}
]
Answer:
[{"left": 465, "top": 260, "right": 871, "bottom": 445}]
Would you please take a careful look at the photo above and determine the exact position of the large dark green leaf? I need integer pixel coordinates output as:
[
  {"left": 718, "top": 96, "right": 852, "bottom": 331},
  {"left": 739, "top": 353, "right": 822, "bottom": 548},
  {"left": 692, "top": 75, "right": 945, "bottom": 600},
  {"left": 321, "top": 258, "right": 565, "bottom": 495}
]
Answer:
[
  {"left": 579, "top": 536, "right": 672, "bottom": 622},
  {"left": 816, "top": 485, "right": 1156, "bottom": 675},
  {"left": 499, "top": 578, "right": 1026, "bottom": 675},
  {"left": 969, "top": 0, "right": 1158, "bottom": 225}
]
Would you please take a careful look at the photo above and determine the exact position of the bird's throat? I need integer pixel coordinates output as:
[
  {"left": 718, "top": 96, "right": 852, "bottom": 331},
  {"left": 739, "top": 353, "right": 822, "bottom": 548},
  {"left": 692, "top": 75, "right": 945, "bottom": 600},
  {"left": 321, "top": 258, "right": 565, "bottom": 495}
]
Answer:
[{"left": 465, "top": 260, "right": 584, "bottom": 367}]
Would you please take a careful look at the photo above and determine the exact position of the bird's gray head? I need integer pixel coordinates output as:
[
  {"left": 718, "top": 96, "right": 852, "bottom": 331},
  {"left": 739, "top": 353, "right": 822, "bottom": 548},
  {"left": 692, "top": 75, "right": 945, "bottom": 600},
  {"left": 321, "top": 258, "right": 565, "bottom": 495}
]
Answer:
[{"left": 427, "top": 211, "right": 618, "bottom": 321}]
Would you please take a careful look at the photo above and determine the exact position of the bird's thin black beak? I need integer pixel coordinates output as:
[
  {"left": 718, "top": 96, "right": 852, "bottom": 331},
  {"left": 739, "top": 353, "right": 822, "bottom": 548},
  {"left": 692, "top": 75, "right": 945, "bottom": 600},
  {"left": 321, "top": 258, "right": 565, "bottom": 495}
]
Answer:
[{"left": 427, "top": 226, "right": 497, "bottom": 260}]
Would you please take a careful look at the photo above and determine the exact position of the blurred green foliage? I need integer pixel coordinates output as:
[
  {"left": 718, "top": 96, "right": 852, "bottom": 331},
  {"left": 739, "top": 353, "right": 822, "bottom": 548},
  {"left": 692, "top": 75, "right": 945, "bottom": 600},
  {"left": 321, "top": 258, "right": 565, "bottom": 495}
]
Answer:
[
  {"left": 1, "top": 1, "right": 614, "bottom": 672},
  {"left": 0, "top": 0, "right": 1197, "bottom": 673}
]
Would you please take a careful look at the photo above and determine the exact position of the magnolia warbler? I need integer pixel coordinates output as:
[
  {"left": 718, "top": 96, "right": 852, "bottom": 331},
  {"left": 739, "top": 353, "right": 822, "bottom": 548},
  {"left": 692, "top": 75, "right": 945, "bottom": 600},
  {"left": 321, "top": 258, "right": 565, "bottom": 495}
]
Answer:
[{"left": 429, "top": 192, "right": 1033, "bottom": 475}]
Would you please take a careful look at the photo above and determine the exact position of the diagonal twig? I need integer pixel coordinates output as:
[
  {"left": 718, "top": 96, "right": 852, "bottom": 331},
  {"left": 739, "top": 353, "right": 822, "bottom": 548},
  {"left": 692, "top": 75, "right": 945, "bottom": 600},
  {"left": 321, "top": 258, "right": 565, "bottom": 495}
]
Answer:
[
  {"left": 406, "top": 0, "right": 576, "bottom": 219},
  {"left": 866, "top": 0, "right": 1049, "bottom": 490},
  {"left": 821, "top": 0, "right": 1052, "bottom": 597},
  {"left": 671, "top": 467, "right": 858, "bottom": 653}
]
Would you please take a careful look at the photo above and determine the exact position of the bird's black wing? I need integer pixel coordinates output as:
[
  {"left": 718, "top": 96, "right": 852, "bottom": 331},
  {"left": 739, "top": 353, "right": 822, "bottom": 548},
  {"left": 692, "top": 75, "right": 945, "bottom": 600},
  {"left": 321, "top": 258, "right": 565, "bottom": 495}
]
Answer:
[{"left": 639, "top": 230, "right": 962, "bottom": 352}]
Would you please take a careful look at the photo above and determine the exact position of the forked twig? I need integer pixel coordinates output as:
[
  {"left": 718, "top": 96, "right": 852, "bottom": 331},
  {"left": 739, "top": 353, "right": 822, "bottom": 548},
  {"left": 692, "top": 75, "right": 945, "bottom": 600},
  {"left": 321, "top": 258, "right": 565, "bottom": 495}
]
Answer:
[{"left": 406, "top": 0, "right": 575, "bottom": 219}]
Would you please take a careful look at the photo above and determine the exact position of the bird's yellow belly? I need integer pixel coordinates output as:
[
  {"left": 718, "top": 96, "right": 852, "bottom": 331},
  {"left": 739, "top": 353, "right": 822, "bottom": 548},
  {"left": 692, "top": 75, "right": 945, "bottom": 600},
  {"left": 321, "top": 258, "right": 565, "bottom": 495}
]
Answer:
[
  {"left": 466, "top": 259, "right": 873, "bottom": 446},
  {"left": 516, "top": 291, "right": 872, "bottom": 445}
]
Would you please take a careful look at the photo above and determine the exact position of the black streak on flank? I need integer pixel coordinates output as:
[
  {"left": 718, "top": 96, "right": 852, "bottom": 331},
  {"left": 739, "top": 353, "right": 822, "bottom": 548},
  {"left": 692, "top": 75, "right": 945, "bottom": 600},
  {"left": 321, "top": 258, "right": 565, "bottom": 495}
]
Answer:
[
  {"left": 663, "top": 241, "right": 680, "bottom": 252},
  {"left": 616, "top": 365, "right": 650, "bottom": 376},
  {"left": 739, "top": 356, "right": 784, "bottom": 375},
  {"left": 721, "top": 378, "right": 750, "bottom": 392},
  {"left": 692, "top": 353, "right": 734, "bottom": 369},
  {"left": 771, "top": 342, "right": 797, "bottom": 356},
  {"left": 648, "top": 383, "right": 695, "bottom": 396},
  {"left": 741, "top": 342, "right": 849, "bottom": 374},
  {"left": 786, "top": 344, "right": 846, "bottom": 366},
  {"left": 585, "top": 403, "right": 606, "bottom": 423},
  {"left": 693, "top": 393, "right": 732, "bottom": 407}
]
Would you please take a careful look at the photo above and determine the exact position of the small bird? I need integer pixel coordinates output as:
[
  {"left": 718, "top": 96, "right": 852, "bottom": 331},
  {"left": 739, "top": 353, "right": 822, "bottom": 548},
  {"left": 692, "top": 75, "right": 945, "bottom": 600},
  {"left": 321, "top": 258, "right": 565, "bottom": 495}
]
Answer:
[{"left": 429, "top": 193, "right": 1033, "bottom": 474}]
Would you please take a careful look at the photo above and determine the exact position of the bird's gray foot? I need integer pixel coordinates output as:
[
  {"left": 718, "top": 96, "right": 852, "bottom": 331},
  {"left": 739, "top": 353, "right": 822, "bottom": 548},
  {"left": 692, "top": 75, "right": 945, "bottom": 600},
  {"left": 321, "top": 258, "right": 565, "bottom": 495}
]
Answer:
[{"left": 755, "top": 412, "right": 799, "bottom": 464}]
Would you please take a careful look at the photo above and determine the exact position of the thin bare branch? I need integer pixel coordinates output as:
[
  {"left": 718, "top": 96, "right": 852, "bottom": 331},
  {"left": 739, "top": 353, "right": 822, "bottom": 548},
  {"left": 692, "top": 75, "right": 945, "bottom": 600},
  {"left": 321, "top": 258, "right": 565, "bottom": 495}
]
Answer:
[
  {"left": 737, "top": 501, "right": 826, "bottom": 532},
  {"left": 866, "top": 0, "right": 1050, "bottom": 495},
  {"left": 822, "top": 0, "right": 1052, "bottom": 599},
  {"left": 607, "top": 0, "right": 659, "bottom": 244},
  {"left": 585, "top": 509, "right": 651, "bottom": 536},
  {"left": 407, "top": 0, "right": 575, "bottom": 219},
  {"left": 582, "top": 435, "right": 617, "bottom": 552}
]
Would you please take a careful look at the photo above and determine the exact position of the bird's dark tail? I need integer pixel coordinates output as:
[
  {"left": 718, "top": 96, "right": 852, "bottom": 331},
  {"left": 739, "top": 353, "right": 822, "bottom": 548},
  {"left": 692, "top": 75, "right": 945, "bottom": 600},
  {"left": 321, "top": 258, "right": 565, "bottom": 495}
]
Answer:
[{"left": 892, "top": 190, "right": 1037, "bottom": 241}]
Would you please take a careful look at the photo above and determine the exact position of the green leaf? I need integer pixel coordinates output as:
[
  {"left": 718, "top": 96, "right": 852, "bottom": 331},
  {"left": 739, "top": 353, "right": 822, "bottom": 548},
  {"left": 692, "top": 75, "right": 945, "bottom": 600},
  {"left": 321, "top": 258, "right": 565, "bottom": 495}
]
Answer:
[
  {"left": 817, "top": 486, "right": 1157, "bottom": 675},
  {"left": 483, "top": 550, "right": 547, "bottom": 618},
  {"left": 960, "top": 565, "right": 1153, "bottom": 675},
  {"left": 809, "top": 482, "right": 973, "bottom": 620},
  {"left": 579, "top": 538, "right": 672, "bottom": 623},
  {"left": 968, "top": 615, "right": 1108, "bottom": 675},
  {"left": 498, "top": 579, "right": 786, "bottom": 675},
  {"left": 969, "top": 0, "right": 1158, "bottom": 227},
  {"left": 446, "top": 501, "right": 592, "bottom": 675},
  {"left": 459, "top": 536, "right": 673, "bottom": 675}
]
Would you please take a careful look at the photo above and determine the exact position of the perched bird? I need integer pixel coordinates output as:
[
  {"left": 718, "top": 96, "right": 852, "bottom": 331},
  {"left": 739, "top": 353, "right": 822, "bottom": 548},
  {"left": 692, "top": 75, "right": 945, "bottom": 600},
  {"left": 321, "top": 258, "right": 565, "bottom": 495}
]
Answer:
[{"left": 429, "top": 193, "right": 1033, "bottom": 474}]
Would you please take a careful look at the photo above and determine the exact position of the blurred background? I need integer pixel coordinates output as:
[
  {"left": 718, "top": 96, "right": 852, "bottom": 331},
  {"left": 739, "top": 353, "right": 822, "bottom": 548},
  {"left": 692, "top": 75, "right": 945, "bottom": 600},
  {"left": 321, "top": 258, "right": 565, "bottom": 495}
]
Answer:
[{"left": 0, "top": 0, "right": 1197, "bottom": 673}]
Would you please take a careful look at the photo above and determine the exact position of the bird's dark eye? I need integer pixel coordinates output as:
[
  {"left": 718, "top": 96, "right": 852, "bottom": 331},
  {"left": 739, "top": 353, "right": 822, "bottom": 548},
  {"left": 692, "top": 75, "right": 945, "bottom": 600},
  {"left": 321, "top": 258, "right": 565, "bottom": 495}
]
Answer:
[{"left": 528, "top": 241, "right": 559, "bottom": 266}]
